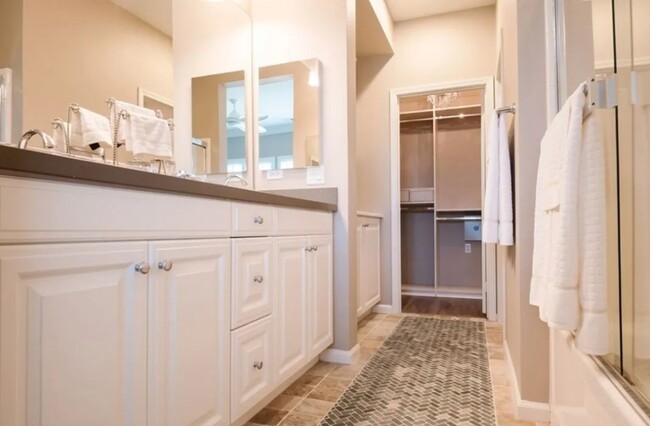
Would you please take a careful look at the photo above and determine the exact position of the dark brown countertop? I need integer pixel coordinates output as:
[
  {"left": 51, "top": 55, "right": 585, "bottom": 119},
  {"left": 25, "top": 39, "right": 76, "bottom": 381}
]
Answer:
[{"left": 0, "top": 145, "right": 337, "bottom": 212}]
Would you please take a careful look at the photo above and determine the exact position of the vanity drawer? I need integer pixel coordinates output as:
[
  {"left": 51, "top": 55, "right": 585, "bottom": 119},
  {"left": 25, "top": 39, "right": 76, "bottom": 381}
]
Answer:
[
  {"left": 275, "top": 207, "right": 332, "bottom": 236},
  {"left": 232, "top": 202, "right": 274, "bottom": 237},
  {"left": 231, "top": 315, "right": 275, "bottom": 422},
  {"left": 232, "top": 238, "right": 274, "bottom": 329}
]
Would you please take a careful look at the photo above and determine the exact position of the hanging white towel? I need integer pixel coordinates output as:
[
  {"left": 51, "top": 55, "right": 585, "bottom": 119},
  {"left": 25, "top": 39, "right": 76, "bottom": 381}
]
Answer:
[
  {"left": 482, "top": 111, "right": 513, "bottom": 245},
  {"left": 530, "top": 82, "right": 608, "bottom": 355},
  {"left": 70, "top": 107, "right": 112, "bottom": 148},
  {"left": 52, "top": 121, "right": 68, "bottom": 148},
  {"left": 124, "top": 113, "right": 173, "bottom": 160},
  {"left": 111, "top": 100, "right": 157, "bottom": 148}
]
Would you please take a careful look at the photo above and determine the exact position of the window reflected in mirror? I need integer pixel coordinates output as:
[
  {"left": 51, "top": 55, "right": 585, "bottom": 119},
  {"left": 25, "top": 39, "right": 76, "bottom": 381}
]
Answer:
[
  {"left": 192, "top": 71, "right": 248, "bottom": 175},
  {"left": 258, "top": 58, "right": 320, "bottom": 171}
]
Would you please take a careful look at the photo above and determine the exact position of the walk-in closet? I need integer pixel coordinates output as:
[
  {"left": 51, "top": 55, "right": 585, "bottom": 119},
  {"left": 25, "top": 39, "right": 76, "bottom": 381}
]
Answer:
[{"left": 400, "top": 88, "right": 485, "bottom": 301}]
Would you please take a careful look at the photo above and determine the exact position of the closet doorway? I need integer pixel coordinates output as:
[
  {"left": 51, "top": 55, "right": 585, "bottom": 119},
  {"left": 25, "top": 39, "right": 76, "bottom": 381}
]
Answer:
[{"left": 389, "top": 78, "right": 497, "bottom": 320}]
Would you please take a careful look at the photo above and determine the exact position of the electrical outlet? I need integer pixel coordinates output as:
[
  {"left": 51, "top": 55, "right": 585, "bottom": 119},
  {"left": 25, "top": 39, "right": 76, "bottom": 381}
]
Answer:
[{"left": 465, "top": 243, "right": 472, "bottom": 254}]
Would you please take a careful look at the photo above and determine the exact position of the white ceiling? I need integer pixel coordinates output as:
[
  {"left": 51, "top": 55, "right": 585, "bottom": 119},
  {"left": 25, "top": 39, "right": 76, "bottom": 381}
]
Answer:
[
  {"left": 110, "top": 0, "right": 172, "bottom": 36},
  {"left": 385, "top": 0, "right": 496, "bottom": 22}
]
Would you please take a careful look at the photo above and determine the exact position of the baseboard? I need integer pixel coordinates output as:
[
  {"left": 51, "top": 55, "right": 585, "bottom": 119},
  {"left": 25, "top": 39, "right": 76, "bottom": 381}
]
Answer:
[
  {"left": 320, "top": 343, "right": 360, "bottom": 364},
  {"left": 372, "top": 304, "right": 393, "bottom": 314},
  {"left": 503, "top": 341, "right": 551, "bottom": 422}
]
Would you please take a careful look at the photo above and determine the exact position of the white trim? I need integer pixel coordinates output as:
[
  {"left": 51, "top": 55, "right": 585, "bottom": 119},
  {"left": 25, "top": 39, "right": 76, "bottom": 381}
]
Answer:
[
  {"left": 137, "top": 87, "right": 174, "bottom": 110},
  {"left": 0, "top": 68, "right": 12, "bottom": 144},
  {"left": 372, "top": 304, "right": 393, "bottom": 314},
  {"left": 504, "top": 340, "right": 552, "bottom": 422},
  {"left": 357, "top": 211, "right": 384, "bottom": 219},
  {"left": 595, "top": 56, "right": 650, "bottom": 71},
  {"left": 320, "top": 343, "right": 360, "bottom": 364},
  {"left": 389, "top": 77, "right": 496, "bottom": 316}
]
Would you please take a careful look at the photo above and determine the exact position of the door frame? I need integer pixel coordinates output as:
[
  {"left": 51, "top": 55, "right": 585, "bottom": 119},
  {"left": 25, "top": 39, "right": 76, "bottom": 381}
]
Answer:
[{"left": 388, "top": 77, "right": 496, "bottom": 319}]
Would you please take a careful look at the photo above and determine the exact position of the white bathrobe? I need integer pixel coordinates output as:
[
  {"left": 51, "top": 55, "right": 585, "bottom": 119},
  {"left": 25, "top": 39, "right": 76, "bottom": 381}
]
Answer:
[
  {"left": 482, "top": 112, "right": 514, "bottom": 245},
  {"left": 530, "top": 82, "right": 608, "bottom": 355}
]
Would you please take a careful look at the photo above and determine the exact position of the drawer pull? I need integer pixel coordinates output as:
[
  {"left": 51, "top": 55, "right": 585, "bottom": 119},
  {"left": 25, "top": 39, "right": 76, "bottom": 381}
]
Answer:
[
  {"left": 312, "top": 246, "right": 318, "bottom": 252},
  {"left": 253, "top": 361, "right": 264, "bottom": 370},
  {"left": 158, "top": 259, "right": 173, "bottom": 272},
  {"left": 135, "top": 262, "right": 150, "bottom": 275},
  {"left": 253, "top": 275, "right": 264, "bottom": 283},
  {"left": 305, "top": 246, "right": 313, "bottom": 252},
  {"left": 253, "top": 216, "right": 264, "bottom": 225}
]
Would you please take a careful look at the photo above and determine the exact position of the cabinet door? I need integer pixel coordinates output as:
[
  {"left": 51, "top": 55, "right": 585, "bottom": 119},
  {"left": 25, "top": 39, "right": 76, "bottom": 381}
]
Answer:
[
  {"left": 0, "top": 242, "right": 148, "bottom": 426},
  {"left": 356, "top": 224, "right": 365, "bottom": 317},
  {"left": 274, "top": 236, "right": 310, "bottom": 383},
  {"left": 231, "top": 316, "right": 274, "bottom": 422},
  {"left": 149, "top": 239, "right": 230, "bottom": 426},
  {"left": 232, "top": 238, "right": 274, "bottom": 329},
  {"left": 309, "top": 235, "right": 334, "bottom": 356},
  {"left": 362, "top": 221, "right": 381, "bottom": 313}
]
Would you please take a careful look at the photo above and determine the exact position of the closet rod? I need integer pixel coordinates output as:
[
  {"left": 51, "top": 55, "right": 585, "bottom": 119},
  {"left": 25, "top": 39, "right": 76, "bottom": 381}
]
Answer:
[
  {"left": 401, "top": 206, "right": 436, "bottom": 212},
  {"left": 400, "top": 117, "right": 434, "bottom": 124},
  {"left": 435, "top": 113, "right": 481, "bottom": 120},
  {"left": 436, "top": 216, "right": 482, "bottom": 222},
  {"left": 496, "top": 103, "right": 516, "bottom": 115}
]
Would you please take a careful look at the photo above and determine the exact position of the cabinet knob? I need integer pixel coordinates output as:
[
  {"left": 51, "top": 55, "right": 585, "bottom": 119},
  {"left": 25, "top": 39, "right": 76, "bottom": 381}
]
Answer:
[
  {"left": 312, "top": 245, "right": 318, "bottom": 252},
  {"left": 305, "top": 246, "right": 313, "bottom": 252},
  {"left": 253, "top": 275, "right": 264, "bottom": 283},
  {"left": 135, "top": 262, "right": 150, "bottom": 275},
  {"left": 253, "top": 216, "right": 264, "bottom": 224},
  {"left": 158, "top": 259, "right": 173, "bottom": 272},
  {"left": 253, "top": 361, "right": 264, "bottom": 370}
]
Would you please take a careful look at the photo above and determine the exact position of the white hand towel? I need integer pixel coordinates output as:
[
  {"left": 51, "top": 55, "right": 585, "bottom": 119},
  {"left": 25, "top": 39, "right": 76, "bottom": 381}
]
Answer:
[
  {"left": 111, "top": 100, "right": 156, "bottom": 149},
  {"left": 483, "top": 112, "right": 499, "bottom": 243},
  {"left": 52, "top": 121, "right": 68, "bottom": 148},
  {"left": 482, "top": 111, "right": 513, "bottom": 245},
  {"left": 70, "top": 107, "right": 112, "bottom": 148},
  {"left": 124, "top": 113, "right": 173, "bottom": 160},
  {"left": 497, "top": 113, "right": 513, "bottom": 245}
]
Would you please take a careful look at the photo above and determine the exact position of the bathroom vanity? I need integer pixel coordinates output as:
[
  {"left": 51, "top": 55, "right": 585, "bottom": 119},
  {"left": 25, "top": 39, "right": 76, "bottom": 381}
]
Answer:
[{"left": 0, "top": 146, "right": 336, "bottom": 426}]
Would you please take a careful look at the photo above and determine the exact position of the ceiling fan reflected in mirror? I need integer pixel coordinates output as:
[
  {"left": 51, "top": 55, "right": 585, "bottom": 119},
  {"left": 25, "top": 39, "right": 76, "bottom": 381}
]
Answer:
[{"left": 226, "top": 98, "right": 268, "bottom": 134}]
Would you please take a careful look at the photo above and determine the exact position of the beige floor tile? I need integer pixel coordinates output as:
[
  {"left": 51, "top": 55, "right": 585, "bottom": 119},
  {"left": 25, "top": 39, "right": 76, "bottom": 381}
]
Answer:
[
  {"left": 307, "top": 361, "right": 338, "bottom": 377},
  {"left": 293, "top": 374, "right": 324, "bottom": 387},
  {"left": 307, "top": 377, "right": 352, "bottom": 402},
  {"left": 497, "top": 412, "right": 537, "bottom": 426},
  {"left": 292, "top": 397, "right": 334, "bottom": 417},
  {"left": 266, "top": 394, "right": 303, "bottom": 412},
  {"left": 283, "top": 381, "right": 316, "bottom": 397},
  {"left": 279, "top": 412, "right": 322, "bottom": 426},
  {"left": 328, "top": 363, "right": 363, "bottom": 379},
  {"left": 248, "top": 408, "right": 288, "bottom": 426},
  {"left": 360, "top": 339, "right": 382, "bottom": 350}
]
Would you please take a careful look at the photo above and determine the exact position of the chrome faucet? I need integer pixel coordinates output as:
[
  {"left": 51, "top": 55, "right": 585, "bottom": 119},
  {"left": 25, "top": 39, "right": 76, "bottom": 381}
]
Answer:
[
  {"left": 18, "top": 129, "right": 56, "bottom": 150},
  {"left": 224, "top": 174, "right": 248, "bottom": 186}
]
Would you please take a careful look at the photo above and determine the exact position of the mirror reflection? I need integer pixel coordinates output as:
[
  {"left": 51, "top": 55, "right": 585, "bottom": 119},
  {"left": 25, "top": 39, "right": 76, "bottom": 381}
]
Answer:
[
  {"left": 258, "top": 58, "right": 321, "bottom": 171},
  {"left": 192, "top": 71, "right": 247, "bottom": 175}
]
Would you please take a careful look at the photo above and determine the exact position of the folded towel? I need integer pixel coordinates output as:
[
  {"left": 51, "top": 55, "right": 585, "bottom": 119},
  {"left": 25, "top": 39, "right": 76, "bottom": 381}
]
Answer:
[
  {"left": 124, "top": 113, "right": 173, "bottom": 160},
  {"left": 111, "top": 100, "right": 157, "bottom": 149},
  {"left": 52, "top": 121, "right": 68, "bottom": 148},
  {"left": 70, "top": 107, "right": 112, "bottom": 148}
]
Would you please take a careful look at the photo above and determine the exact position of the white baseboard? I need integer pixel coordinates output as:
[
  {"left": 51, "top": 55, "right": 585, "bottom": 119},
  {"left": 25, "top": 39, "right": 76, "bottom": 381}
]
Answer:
[
  {"left": 503, "top": 341, "right": 551, "bottom": 422},
  {"left": 320, "top": 343, "right": 360, "bottom": 364},
  {"left": 372, "top": 304, "right": 393, "bottom": 314}
]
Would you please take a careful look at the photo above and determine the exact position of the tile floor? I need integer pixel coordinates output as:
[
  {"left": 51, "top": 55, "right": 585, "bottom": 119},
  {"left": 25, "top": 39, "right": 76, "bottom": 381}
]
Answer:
[{"left": 245, "top": 312, "right": 550, "bottom": 426}]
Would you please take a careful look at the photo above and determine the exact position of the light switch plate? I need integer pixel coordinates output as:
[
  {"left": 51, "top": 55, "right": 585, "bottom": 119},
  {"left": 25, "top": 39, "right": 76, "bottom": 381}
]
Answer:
[
  {"left": 267, "top": 170, "right": 284, "bottom": 180},
  {"left": 465, "top": 244, "right": 472, "bottom": 254},
  {"left": 306, "top": 166, "right": 325, "bottom": 185}
]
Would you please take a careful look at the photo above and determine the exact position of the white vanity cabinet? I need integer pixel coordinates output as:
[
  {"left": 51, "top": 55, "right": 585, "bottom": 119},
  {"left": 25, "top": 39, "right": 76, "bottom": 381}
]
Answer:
[
  {"left": 357, "top": 215, "right": 381, "bottom": 318},
  {"left": 0, "top": 239, "right": 232, "bottom": 426}
]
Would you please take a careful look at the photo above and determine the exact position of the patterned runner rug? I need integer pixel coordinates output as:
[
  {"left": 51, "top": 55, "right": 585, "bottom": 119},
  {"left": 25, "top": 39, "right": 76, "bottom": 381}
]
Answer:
[{"left": 320, "top": 317, "right": 496, "bottom": 426}]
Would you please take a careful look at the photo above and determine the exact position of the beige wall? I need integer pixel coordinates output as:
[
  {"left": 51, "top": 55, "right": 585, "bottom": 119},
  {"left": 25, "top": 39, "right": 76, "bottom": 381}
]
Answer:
[
  {"left": 22, "top": 0, "right": 173, "bottom": 134},
  {"left": 356, "top": 6, "right": 496, "bottom": 310},
  {"left": 0, "top": 0, "right": 23, "bottom": 142},
  {"left": 498, "top": 0, "right": 551, "bottom": 406}
]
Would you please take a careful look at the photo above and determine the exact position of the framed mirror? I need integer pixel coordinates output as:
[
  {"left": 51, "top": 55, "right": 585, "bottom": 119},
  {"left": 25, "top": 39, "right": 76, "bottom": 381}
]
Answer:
[
  {"left": 192, "top": 71, "right": 247, "bottom": 175},
  {"left": 257, "top": 58, "right": 321, "bottom": 171}
]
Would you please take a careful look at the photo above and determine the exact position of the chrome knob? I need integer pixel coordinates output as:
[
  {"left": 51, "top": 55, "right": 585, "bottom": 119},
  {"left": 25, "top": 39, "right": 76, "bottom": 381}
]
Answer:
[
  {"left": 312, "top": 246, "right": 318, "bottom": 252},
  {"left": 253, "top": 361, "right": 264, "bottom": 370},
  {"left": 253, "top": 216, "right": 264, "bottom": 224},
  {"left": 305, "top": 246, "right": 313, "bottom": 252},
  {"left": 135, "top": 262, "right": 150, "bottom": 275},
  {"left": 158, "top": 259, "right": 173, "bottom": 272},
  {"left": 253, "top": 275, "right": 264, "bottom": 283}
]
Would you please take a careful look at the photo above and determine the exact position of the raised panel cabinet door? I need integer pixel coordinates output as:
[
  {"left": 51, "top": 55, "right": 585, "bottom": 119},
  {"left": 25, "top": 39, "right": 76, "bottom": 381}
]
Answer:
[
  {"left": 232, "top": 238, "right": 274, "bottom": 329},
  {"left": 309, "top": 235, "right": 334, "bottom": 356},
  {"left": 357, "top": 224, "right": 365, "bottom": 317},
  {"left": 274, "top": 236, "right": 310, "bottom": 383},
  {"left": 0, "top": 242, "right": 149, "bottom": 426},
  {"left": 149, "top": 239, "right": 231, "bottom": 426},
  {"left": 231, "top": 316, "right": 275, "bottom": 422},
  {"left": 362, "top": 221, "right": 381, "bottom": 312}
]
